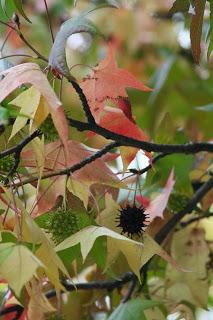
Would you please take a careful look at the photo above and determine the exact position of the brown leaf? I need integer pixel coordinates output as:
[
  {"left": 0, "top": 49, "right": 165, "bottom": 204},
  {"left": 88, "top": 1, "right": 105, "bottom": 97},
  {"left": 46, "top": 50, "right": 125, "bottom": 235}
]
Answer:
[{"left": 190, "top": 0, "right": 206, "bottom": 64}]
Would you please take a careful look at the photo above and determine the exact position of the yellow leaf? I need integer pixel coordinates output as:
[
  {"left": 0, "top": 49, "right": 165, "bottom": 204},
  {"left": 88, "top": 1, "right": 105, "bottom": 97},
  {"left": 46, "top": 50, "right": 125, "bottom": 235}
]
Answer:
[
  {"left": 67, "top": 178, "right": 89, "bottom": 209},
  {"left": 30, "top": 136, "right": 45, "bottom": 181},
  {"left": 0, "top": 243, "right": 43, "bottom": 296},
  {"left": 166, "top": 227, "right": 209, "bottom": 308},
  {"left": 55, "top": 226, "right": 179, "bottom": 279},
  {"left": 96, "top": 193, "right": 121, "bottom": 232},
  {"left": 21, "top": 209, "right": 69, "bottom": 290},
  {"left": 9, "top": 86, "right": 41, "bottom": 140},
  {"left": 30, "top": 95, "right": 49, "bottom": 133},
  {"left": 27, "top": 279, "right": 56, "bottom": 320}
]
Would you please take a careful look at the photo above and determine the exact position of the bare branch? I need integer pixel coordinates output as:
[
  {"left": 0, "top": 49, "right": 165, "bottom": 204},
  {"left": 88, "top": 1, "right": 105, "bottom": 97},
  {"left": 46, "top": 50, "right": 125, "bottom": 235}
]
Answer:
[{"left": 70, "top": 80, "right": 96, "bottom": 125}]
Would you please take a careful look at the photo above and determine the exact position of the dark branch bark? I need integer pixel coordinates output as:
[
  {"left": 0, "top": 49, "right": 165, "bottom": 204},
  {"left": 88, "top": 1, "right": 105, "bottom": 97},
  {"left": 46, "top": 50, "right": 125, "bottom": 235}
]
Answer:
[
  {"left": 0, "top": 130, "right": 41, "bottom": 159},
  {"left": 10, "top": 141, "right": 120, "bottom": 187},
  {"left": 70, "top": 80, "right": 96, "bottom": 125},
  {"left": 68, "top": 117, "right": 213, "bottom": 154},
  {"left": 155, "top": 175, "right": 213, "bottom": 244}
]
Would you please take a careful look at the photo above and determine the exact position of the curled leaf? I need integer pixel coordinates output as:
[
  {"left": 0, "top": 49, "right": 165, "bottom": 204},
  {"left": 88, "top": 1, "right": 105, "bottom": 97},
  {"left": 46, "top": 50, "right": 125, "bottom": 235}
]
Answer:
[{"left": 49, "top": 14, "right": 101, "bottom": 80}]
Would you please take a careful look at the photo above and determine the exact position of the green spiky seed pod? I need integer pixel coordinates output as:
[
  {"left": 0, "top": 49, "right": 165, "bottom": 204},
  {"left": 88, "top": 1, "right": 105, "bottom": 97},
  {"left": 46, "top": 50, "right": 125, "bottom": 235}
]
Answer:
[
  {"left": 168, "top": 193, "right": 190, "bottom": 213},
  {"left": 46, "top": 208, "right": 79, "bottom": 244},
  {"left": 0, "top": 155, "right": 15, "bottom": 173},
  {"left": 40, "top": 116, "right": 58, "bottom": 142}
]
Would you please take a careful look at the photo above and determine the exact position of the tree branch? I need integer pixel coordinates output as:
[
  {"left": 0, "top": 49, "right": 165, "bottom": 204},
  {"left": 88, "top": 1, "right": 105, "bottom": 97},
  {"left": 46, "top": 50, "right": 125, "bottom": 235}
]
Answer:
[
  {"left": 0, "top": 130, "right": 41, "bottom": 160},
  {"left": 180, "top": 211, "right": 213, "bottom": 228},
  {"left": 1, "top": 175, "right": 212, "bottom": 318},
  {"left": 68, "top": 117, "right": 213, "bottom": 154},
  {"left": 155, "top": 175, "right": 213, "bottom": 244},
  {"left": 70, "top": 80, "right": 96, "bottom": 125},
  {"left": 8, "top": 141, "right": 120, "bottom": 187}
]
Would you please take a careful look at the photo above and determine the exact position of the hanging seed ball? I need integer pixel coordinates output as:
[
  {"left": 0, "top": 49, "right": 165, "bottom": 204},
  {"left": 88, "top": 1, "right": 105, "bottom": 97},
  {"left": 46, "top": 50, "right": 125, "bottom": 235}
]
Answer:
[
  {"left": 40, "top": 116, "right": 58, "bottom": 142},
  {"left": 46, "top": 208, "right": 79, "bottom": 244},
  {"left": 168, "top": 193, "right": 190, "bottom": 213},
  {"left": 116, "top": 204, "right": 150, "bottom": 238}
]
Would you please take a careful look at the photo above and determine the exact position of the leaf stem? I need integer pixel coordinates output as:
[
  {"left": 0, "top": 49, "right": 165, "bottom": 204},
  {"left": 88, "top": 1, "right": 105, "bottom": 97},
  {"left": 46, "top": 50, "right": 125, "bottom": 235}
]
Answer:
[{"left": 43, "top": 0, "right": 54, "bottom": 43}]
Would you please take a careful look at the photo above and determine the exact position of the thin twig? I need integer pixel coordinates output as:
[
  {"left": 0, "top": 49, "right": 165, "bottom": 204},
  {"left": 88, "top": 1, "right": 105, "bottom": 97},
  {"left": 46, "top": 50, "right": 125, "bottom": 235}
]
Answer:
[
  {"left": 122, "top": 275, "right": 137, "bottom": 303},
  {"left": 43, "top": 0, "right": 54, "bottom": 43},
  {"left": 8, "top": 141, "right": 120, "bottom": 187},
  {"left": 0, "top": 20, "right": 48, "bottom": 62},
  {"left": 18, "top": 31, "right": 48, "bottom": 62},
  {"left": 180, "top": 211, "right": 213, "bottom": 228},
  {"left": 155, "top": 175, "right": 213, "bottom": 244},
  {"left": 0, "top": 54, "right": 34, "bottom": 60}
]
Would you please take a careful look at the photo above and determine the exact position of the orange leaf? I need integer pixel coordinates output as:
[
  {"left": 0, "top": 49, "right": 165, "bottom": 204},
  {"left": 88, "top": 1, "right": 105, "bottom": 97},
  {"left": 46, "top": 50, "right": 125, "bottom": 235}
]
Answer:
[
  {"left": 144, "top": 170, "right": 175, "bottom": 222},
  {"left": 88, "top": 106, "right": 152, "bottom": 165},
  {"left": 80, "top": 45, "right": 152, "bottom": 120},
  {"left": 21, "top": 140, "right": 120, "bottom": 215}
]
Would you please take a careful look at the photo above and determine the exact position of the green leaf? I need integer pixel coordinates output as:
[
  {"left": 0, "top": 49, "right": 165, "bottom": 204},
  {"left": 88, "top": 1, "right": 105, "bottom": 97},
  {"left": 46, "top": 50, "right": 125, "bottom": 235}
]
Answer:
[
  {"left": 169, "top": 0, "right": 190, "bottom": 15},
  {"left": 0, "top": 106, "right": 9, "bottom": 125},
  {"left": 148, "top": 56, "right": 175, "bottom": 105},
  {"left": 0, "top": 0, "right": 15, "bottom": 19},
  {"left": 14, "top": 0, "right": 31, "bottom": 23},
  {"left": 0, "top": 243, "right": 43, "bottom": 296},
  {"left": 108, "top": 298, "right": 161, "bottom": 320},
  {"left": 48, "top": 14, "right": 101, "bottom": 80}
]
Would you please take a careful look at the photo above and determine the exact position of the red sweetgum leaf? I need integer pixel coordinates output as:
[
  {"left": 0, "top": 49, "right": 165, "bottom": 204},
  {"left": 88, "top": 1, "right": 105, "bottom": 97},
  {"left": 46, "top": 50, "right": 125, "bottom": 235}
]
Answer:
[
  {"left": 80, "top": 44, "right": 152, "bottom": 120},
  {"left": 88, "top": 106, "right": 152, "bottom": 165},
  {"left": 0, "top": 63, "right": 69, "bottom": 152},
  {"left": 144, "top": 170, "right": 175, "bottom": 222},
  {"left": 21, "top": 140, "right": 121, "bottom": 215}
]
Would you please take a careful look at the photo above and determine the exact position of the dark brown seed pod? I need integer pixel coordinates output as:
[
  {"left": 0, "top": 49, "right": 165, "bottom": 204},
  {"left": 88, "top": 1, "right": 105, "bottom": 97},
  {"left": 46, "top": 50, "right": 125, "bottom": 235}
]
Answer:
[{"left": 116, "top": 204, "right": 150, "bottom": 238}]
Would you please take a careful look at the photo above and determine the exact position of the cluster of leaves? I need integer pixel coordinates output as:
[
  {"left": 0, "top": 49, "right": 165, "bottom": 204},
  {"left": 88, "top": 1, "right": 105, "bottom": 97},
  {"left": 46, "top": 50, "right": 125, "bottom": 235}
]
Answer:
[{"left": 0, "top": 0, "right": 212, "bottom": 320}]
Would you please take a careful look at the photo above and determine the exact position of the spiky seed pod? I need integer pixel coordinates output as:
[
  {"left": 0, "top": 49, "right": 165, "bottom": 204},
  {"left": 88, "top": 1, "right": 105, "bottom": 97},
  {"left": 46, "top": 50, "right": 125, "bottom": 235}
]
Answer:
[
  {"left": 168, "top": 193, "right": 190, "bottom": 213},
  {"left": 116, "top": 204, "right": 150, "bottom": 238},
  {"left": 40, "top": 116, "right": 58, "bottom": 142},
  {"left": 0, "top": 155, "right": 15, "bottom": 173},
  {"left": 46, "top": 208, "right": 79, "bottom": 244}
]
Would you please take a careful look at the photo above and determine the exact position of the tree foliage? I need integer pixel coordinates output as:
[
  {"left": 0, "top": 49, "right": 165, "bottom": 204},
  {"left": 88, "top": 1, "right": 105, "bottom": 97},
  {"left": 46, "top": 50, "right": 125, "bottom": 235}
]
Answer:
[{"left": 0, "top": 0, "right": 212, "bottom": 319}]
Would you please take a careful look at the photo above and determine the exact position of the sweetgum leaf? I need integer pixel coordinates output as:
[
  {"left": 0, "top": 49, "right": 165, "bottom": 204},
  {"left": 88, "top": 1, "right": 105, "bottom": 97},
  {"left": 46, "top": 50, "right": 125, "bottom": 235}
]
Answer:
[
  {"left": 81, "top": 45, "right": 151, "bottom": 120},
  {"left": 0, "top": 63, "right": 69, "bottom": 152},
  {"left": 55, "top": 225, "right": 181, "bottom": 278},
  {"left": 0, "top": 243, "right": 43, "bottom": 296},
  {"left": 166, "top": 227, "right": 209, "bottom": 308},
  {"left": 49, "top": 14, "right": 101, "bottom": 80}
]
